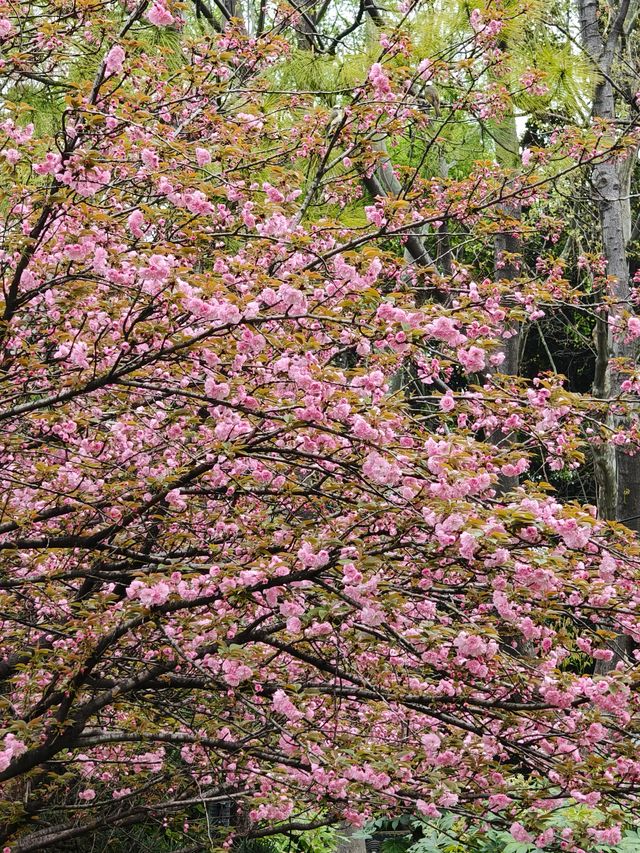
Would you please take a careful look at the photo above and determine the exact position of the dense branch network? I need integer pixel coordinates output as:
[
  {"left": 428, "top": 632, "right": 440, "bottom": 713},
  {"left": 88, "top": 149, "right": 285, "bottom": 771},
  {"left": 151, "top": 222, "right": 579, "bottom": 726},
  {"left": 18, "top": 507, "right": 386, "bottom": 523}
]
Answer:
[{"left": 1, "top": 1, "right": 640, "bottom": 852}]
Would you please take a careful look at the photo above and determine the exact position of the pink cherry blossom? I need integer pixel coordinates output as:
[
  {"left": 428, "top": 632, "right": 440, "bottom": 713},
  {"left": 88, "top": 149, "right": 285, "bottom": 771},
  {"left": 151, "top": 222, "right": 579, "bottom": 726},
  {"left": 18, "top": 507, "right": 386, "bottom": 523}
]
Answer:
[
  {"left": 3, "top": 149, "right": 19, "bottom": 166},
  {"left": 297, "top": 542, "right": 330, "bottom": 568},
  {"left": 127, "top": 209, "right": 145, "bottom": 238},
  {"left": 2, "top": 9, "right": 640, "bottom": 850},
  {"left": 439, "top": 393, "right": 455, "bottom": 412},
  {"left": 195, "top": 147, "right": 211, "bottom": 167},
  {"left": 628, "top": 316, "right": 640, "bottom": 339},
  {"left": 0, "top": 734, "right": 26, "bottom": 773},
  {"left": 105, "top": 45, "right": 125, "bottom": 76},
  {"left": 221, "top": 659, "right": 254, "bottom": 686},
  {"left": 510, "top": 822, "right": 533, "bottom": 844},
  {"left": 272, "top": 689, "right": 303, "bottom": 721},
  {"left": 146, "top": 2, "right": 175, "bottom": 25},
  {"left": 457, "top": 346, "right": 486, "bottom": 373}
]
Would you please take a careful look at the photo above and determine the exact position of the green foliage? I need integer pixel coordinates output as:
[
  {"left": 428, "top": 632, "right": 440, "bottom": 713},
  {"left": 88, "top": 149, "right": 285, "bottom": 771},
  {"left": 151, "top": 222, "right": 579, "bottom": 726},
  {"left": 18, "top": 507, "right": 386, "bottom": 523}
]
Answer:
[
  {"left": 138, "top": 23, "right": 185, "bottom": 71},
  {"left": 618, "top": 830, "right": 640, "bottom": 852},
  {"left": 270, "top": 824, "right": 339, "bottom": 853},
  {"left": 235, "top": 837, "right": 282, "bottom": 853},
  {"left": 354, "top": 809, "right": 640, "bottom": 853},
  {"left": 53, "top": 820, "right": 338, "bottom": 853},
  {"left": 381, "top": 839, "right": 412, "bottom": 853},
  {"left": 3, "top": 85, "right": 66, "bottom": 137}
]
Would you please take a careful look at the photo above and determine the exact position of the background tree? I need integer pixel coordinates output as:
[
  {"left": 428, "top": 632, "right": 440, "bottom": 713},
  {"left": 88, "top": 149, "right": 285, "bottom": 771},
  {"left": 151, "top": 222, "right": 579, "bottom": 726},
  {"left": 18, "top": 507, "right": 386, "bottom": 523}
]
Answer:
[{"left": 2, "top": 1, "right": 640, "bottom": 852}]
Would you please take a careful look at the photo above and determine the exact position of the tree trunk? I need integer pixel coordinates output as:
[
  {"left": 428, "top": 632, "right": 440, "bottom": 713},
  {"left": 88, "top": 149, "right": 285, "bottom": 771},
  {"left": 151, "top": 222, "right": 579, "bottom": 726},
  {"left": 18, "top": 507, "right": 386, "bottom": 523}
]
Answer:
[
  {"left": 490, "top": 105, "right": 523, "bottom": 494},
  {"left": 336, "top": 825, "right": 367, "bottom": 853},
  {"left": 577, "top": 0, "right": 639, "bottom": 670}
]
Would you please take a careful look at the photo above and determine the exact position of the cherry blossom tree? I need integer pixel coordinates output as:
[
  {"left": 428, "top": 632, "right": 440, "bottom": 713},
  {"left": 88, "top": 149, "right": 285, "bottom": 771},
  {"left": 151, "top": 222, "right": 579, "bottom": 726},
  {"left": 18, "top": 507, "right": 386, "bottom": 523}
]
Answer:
[{"left": 2, "top": 1, "right": 640, "bottom": 851}]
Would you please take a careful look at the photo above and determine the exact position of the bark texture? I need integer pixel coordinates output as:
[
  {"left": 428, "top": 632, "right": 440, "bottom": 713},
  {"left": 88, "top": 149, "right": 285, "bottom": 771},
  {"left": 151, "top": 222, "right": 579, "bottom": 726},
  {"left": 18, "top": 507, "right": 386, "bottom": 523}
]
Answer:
[{"left": 577, "top": 0, "right": 639, "bottom": 669}]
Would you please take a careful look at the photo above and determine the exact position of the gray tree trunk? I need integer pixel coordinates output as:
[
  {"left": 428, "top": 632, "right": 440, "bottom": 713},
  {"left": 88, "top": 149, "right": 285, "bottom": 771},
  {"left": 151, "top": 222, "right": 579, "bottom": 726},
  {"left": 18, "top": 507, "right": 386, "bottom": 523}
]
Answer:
[
  {"left": 336, "top": 826, "right": 367, "bottom": 853},
  {"left": 577, "top": 0, "right": 639, "bottom": 669},
  {"left": 489, "top": 103, "right": 523, "bottom": 495}
]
